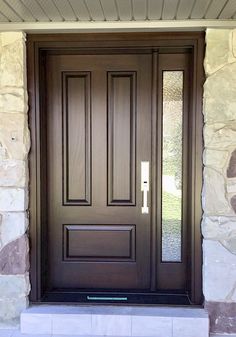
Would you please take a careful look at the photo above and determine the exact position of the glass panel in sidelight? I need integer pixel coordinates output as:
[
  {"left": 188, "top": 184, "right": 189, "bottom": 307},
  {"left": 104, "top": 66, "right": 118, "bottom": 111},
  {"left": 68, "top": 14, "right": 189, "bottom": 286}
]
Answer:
[{"left": 161, "top": 71, "right": 183, "bottom": 262}]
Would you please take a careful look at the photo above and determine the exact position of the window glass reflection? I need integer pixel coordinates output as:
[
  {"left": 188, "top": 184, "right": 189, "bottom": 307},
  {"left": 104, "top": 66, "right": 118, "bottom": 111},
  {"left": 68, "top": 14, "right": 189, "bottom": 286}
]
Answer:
[{"left": 162, "top": 71, "right": 183, "bottom": 262}]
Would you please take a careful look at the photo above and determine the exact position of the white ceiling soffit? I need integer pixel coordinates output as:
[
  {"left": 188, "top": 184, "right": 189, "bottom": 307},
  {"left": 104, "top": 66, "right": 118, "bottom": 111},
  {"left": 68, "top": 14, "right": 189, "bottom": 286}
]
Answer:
[{"left": 0, "top": 0, "right": 235, "bottom": 32}]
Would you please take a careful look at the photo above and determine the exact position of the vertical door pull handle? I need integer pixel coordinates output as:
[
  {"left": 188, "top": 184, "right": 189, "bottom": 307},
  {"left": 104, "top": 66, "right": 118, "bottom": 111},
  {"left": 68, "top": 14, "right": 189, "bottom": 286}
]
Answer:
[{"left": 141, "top": 161, "right": 149, "bottom": 214}]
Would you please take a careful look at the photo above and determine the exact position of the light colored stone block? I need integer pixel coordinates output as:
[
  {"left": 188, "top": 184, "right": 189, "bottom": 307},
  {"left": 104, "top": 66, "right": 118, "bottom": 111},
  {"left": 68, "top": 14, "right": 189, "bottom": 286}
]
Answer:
[
  {"left": 0, "top": 113, "right": 30, "bottom": 160},
  {"left": 202, "top": 215, "right": 236, "bottom": 240},
  {"left": 131, "top": 316, "right": 172, "bottom": 337},
  {"left": 1, "top": 32, "right": 25, "bottom": 47},
  {"left": 21, "top": 314, "right": 51, "bottom": 334},
  {"left": 204, "top": 94, "right": 236, "bottom": 126},
  {"left": 0, "top": 188, "right": 28, "bottom": 212},
  {"left": 203, "top": 240, "right": 236, "bottom": 301},
  {"left": 202, "top": 168, "right": 231, "bottom": 215},
  {"left": 204, "top": 29, "right": 231, "bottom": 76},
  {"left": 203, "top": 149, "right": 229, "bottom": 171},
  {"left": 0, "top": 40, "right": 25, "bottom": 88},
  {"left": 52, "top": 314, "right": 92, "bottom": 335},
  {"left": 204, "top": 63, "right": 236, "bottom": 101},
  {"left": 173, "top": 317, "right": 209, "bottom": 337},
  {"left": 0, "top": 274, "right": 30, "bottom": 299},
  {"left": 0, "top": 297, "right": 28, "bottom": 321},
  {"left": 0, "top": 88, "right": 28, "bottom": 114},
  {"left": 204, "top": 123, "right": 236, "bottom": 150},
  {"left": 92, "top": 315, "right": 131, "bottom": 336},
  {"left": 204, "top": 63, "right": 236, "bottom": 123},
  {"left": 0, "top": 212, "right": 28, "bottom": 248},
  {"left": 0, "top": 159, "right": 27, "bottom": 187}
]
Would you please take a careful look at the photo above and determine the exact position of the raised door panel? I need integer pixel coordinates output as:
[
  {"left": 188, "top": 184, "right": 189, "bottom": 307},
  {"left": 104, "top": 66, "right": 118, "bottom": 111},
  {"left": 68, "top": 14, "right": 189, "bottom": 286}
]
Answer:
[
  {"left": 62, "top": 72, "right": 91, "bottom": 205},
  {"left": 63, "top": 224, "right": 135, "bottom": 261},
  {"left": 107, "top": 72, "right": 136, "bottom": 205}
]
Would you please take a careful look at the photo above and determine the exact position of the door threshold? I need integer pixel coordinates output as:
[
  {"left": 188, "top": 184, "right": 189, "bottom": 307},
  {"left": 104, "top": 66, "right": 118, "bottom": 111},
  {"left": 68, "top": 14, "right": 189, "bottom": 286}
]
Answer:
[
  {"left": 41, "top": 290, "right": 191, "bottom": 305},
  {"left": 21, "top": 304, "right": 209, "bottom": 336}
]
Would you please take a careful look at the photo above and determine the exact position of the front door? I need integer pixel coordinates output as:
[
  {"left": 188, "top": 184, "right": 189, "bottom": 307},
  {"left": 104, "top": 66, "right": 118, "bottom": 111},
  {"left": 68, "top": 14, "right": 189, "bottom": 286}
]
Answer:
[
  {"left": 35, "top": 42, "right": 202, "bottom": 304},
  {"left": 46, "top": 53, "right": 152, "bottom": 291},
  {"left": 29, "top": 33, "right": 204, "bottom": 305}
]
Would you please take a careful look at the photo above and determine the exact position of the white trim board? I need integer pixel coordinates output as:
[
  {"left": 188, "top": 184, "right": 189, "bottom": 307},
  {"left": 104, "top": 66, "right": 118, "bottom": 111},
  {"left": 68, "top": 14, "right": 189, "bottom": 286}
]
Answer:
[{"left": 0, "top": 20, "right": 235, "bottom": 33}]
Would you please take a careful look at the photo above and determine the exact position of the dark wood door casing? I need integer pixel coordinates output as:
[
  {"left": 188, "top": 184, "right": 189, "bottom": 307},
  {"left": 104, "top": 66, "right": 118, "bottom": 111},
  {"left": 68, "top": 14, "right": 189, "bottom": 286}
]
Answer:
[{"left": 27, "top": 32, "right": 204, "bottom": 305}]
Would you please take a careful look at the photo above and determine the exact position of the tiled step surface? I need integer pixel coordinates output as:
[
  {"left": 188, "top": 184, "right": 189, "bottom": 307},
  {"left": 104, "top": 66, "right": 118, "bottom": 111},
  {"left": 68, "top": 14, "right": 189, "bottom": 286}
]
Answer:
[{"left": 21, "top": 305, "right": 209, "bottom": 337}]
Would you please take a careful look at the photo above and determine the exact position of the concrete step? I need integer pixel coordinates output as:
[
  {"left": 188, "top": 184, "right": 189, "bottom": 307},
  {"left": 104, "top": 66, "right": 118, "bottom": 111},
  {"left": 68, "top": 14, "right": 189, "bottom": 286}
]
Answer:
[{"left": 21, "top": 305, "right": 209, "bottom": 337}]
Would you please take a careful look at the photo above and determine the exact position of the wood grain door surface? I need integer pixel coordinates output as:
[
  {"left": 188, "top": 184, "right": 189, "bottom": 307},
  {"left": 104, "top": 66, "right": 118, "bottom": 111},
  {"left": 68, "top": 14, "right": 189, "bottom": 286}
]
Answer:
[{"left": 46, "top": 54, "right": 152, "bottom": 290}]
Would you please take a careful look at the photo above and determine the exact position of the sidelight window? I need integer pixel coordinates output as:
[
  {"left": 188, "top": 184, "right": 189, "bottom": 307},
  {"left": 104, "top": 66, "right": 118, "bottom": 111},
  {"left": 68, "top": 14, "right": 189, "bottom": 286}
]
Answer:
[{"left": 161, "top": 71, "right": 184, "bottom": 263}]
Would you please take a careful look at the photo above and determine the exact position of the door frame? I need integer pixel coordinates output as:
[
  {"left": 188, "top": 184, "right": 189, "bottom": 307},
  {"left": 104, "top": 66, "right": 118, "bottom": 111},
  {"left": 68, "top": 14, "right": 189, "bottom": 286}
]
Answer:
[{"left": 27, "top": 32, "right": 205, "bottom": 305}]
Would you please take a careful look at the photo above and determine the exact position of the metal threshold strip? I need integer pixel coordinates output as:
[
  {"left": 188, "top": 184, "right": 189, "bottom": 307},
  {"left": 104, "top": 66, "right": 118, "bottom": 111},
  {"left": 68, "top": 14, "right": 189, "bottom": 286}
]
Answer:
[{"left": 87, "top": 296, "right": 128, "bottom": 301}]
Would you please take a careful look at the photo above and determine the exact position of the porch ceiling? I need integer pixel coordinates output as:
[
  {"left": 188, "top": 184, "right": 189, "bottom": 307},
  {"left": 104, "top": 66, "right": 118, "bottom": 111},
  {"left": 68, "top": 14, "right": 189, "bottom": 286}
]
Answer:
[{"left": 0, "top": 0, "right": 235, "bottom": 32}]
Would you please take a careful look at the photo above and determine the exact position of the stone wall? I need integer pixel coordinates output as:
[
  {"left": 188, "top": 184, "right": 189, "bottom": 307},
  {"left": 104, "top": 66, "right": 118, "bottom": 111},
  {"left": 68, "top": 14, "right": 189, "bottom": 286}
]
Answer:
[
  {"left": 0, "top": 32, "right": 30, "bottom": 323},
  {"left": 0, "top": 29, "right": 236, "bottom": 333},
  {"left": 203, "top": 28, "right": 236, "bottom": 333}
]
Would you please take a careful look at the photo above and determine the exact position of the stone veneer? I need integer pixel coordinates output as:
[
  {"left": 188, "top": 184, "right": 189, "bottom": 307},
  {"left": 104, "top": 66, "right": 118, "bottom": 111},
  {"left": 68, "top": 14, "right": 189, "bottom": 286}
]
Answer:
[
  {"left": 0, "top": 32, "right": 30, "bottom": 323},
  {"left": 203, "top": 28, "right": 236, "bottom": 333}
]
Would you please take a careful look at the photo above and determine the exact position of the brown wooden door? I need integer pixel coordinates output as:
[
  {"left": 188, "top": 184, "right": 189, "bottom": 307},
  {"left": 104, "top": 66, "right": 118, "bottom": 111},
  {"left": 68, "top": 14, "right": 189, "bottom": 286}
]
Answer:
[{"left": 46, "top": 53, "right": 152, "bottom": 290}]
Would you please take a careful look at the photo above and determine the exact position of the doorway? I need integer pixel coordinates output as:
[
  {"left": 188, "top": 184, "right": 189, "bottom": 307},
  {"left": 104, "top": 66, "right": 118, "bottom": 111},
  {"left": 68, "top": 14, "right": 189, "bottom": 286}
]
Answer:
[{"left": 28, "top": 33, "right": 204, "bottom": 305}]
